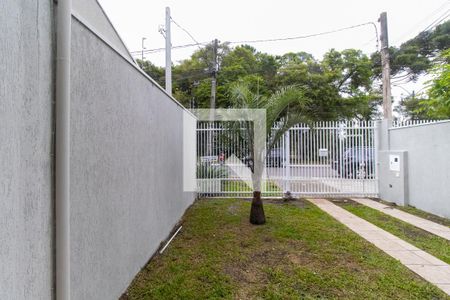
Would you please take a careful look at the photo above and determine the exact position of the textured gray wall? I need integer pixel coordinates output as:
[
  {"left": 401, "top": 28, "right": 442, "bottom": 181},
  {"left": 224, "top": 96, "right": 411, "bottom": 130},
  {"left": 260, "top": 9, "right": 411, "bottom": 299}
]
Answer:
[
  {"left": 72, "top": 0, "right": 133, "bottom": 61},
  {"left": 0, "top": 1, "right": 54, "bottom": 299},
  {"left": 388, "top": 122, "right": 450, "bottom": 218},
  {"left": 70, "top": 18, "right": 195, "bottom": 299}
]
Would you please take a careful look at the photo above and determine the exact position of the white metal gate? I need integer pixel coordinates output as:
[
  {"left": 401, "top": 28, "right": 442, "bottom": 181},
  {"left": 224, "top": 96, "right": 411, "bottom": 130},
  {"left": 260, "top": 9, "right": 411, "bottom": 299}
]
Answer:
[{"left": 196, "top": 121, "right": 378, "bottom": 198}]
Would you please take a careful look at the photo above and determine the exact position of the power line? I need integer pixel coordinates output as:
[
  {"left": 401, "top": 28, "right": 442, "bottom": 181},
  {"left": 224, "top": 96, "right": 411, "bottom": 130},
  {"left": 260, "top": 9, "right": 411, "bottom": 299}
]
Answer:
[
  {"left": 170, "top": 16, "right": 202, "bottom": 49},
  {"left": 392, "top": 1, "right": 450, "bottom": 44},
  {"left": 421, "top": 9, "right": 450, "bottom": 32},
  {"left": 130, "top": 42, "right": 208, "bottom": 55},
  {"left": 131, "top": 20, "right": 379, "bottom": 56},
  {"left": 226, "top": 22, "right": 379, "bottom": 47}
]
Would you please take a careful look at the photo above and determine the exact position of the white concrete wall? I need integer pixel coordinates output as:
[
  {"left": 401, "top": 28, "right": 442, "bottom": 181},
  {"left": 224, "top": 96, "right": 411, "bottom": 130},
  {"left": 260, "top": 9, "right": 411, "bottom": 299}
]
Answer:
[
  {"left": 72, "top": 0, "right": 134, "bottom": 61},
  {"left": 0, "top": 1, "right": 54, "bottom": 299},
  {"left": 70, "top": 18, "right": 195, "bottom": 299},
  {"left": 387, "top": 121, "right": 450, "bottom": 218},
  {"left": 1, "top": 1, "right": 195, "bottom": 299}
]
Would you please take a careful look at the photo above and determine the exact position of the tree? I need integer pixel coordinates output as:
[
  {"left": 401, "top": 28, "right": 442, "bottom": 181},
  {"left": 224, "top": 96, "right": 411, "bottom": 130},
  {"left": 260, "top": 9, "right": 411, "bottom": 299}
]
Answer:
[
  {"left": 394, "top": 93, "right": 429, "bottom": 121},
  {"left": 139, "top": 46, "right": 382, "bottom": 121},
  {"left": 371, "top": 20, "right": 450, "bottom": 80},
  {"left": 276, "top": 50, "right": 381, "bottom": 120},
  {"left": 136, "top": 59, "right": 165, "bottom": 87},
  {"left": 415, "top": 49, "right": 450, "bottom": 119},
  {"left": 227, "top": 83, "right": 310, "bottom": 224}
]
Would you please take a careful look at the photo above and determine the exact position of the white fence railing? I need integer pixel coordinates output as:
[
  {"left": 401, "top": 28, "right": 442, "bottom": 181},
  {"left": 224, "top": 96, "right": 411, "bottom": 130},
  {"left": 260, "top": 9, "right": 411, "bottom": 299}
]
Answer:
[
  {"left": 196, "top": 121, "right": 378, "bottom": 198},
  {"left": 392, "top": 119, "right": 441, "bottom": 128}
]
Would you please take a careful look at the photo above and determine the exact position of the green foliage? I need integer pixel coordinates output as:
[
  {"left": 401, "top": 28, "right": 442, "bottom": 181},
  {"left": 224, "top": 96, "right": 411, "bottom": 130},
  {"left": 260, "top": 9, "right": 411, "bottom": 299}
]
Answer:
[
  {"left": 417, "top": 49, "right": 450, "bottom": 119},
  {"left": 138, "top": 42, "right": 380, "bottom": 120},
  {"left": 136, "top": 59, "right": 165, "bottom": 87},
  {"left": 224, "top": 83, "right": 311, "bottom": 193},
  {"left": 372, "top": 20, "right": 450, "bottom": 79},
  {"left": 196, "top": 163, "right": 228, "bottom": 179},
  {"left": 137, "top": 21, "right": 450, "bottom": 121},
  {"left": 394, "top": 94, "right": 429, "bottom": 120}
]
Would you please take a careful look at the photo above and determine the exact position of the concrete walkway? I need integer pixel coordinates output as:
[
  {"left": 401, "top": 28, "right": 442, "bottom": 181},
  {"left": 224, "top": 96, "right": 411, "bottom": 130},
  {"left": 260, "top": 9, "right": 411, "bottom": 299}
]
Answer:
[
  {"left": 351, "top": 198, "right": 450, "bottom": 241},
  {"left": 308, "top": 198, "right": 450, "bottom": 295}
]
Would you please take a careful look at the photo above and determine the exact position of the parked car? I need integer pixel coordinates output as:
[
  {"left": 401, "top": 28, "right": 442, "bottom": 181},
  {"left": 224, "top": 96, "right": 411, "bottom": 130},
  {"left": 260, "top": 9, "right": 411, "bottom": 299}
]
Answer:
[
  {"left": 243, "top": 148, "right": 284, "bottom": 169},
  {"left": 333, "top": 147, "right": 375, "bottom": 178}
]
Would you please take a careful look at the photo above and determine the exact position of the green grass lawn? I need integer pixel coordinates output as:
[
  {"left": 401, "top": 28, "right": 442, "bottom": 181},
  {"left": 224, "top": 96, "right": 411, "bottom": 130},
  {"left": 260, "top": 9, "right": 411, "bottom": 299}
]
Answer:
[
  {"left": 222, "top": 180, "right": 282, "bottom": 195},
  {"left": 370, "top": 198, "right": 450, "bottom": 227},
  {"left": 124, "top": 199, "right": 448, "bottom": 300},
  {"left": 334, "top": 199, "right": 450, "bottom": 264}
]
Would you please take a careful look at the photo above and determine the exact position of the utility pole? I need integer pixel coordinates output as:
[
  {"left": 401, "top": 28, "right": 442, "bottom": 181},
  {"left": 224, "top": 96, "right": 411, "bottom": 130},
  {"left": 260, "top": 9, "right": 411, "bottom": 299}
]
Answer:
[
  {"left": 207, "top": 39, "right": 219, "bottom": 156},
  {"left": 379, "top": 12, "right": 392, "bottom": 120},
  {"left": 165, "top": 7, "right": 172, "bottom": 96},
  {"left": 141, "top": 37, "right": 146, "bottom": 61},
  {"left": 210, "top": 39, "right": 219, "bottom": 110}
]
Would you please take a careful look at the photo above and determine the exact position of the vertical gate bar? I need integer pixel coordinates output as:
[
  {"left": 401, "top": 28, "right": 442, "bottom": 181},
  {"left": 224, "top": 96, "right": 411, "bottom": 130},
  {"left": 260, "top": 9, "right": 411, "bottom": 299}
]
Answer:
[
  {"left": 366, "top": 121, "right": 370, "bottom": 194},
  {"left": 306, "top": 124, "right": 310, "bottom": 195},
  {"left": 310, "top": 123, "right": 312, "bottom": 195},
  {"left": 370, "top": 121, "right": 373, "bottom": 194},
  {"left": 285, "top": 129, "right": 291, "bottom": 193},
  {"left": 207, "top": 122, "right": 209, "bottom": 196},
  {"left": 326, "top": 121, "right": 330, "bottom": 195},
  {"left": 295, "top": 127, "right": 298, "bottom": 194},
  {"left": 316, "top": 122, "right": 320, "bottom": 194},
  {"left": 313, "top": 122, "right": 317, "bottom": 195},
  {"left": 370, "top": 121, "right": 374, "bottom": 194},
  {"left": 317, "top": 122, "right": 321, "bottom": 195},
  {"left": 360, "top": 121, "right": 364, "bottom": 194},
  {"left": 333, "top": 121, "right": 336, "bottom": 194},
  {"left": 374, "top": 120, "right": 379, "bottom": 195},
  {"left": 361, "top": 121, "right": 365, "bottom": 194},
  {"left": 322, "top": 122, "right": 326, "bottom": 195},
  {"left": 319, "top": 121, "right": 323, "bottom": 194},
  {"left": 367, "top": 121, "right": 370, "bottom": 194},
  {"left": 325, "top": 121, "right": 329, "bottom": 195},
  {"left": 303, "top": 125, "right": 307, "bottom": 195}
]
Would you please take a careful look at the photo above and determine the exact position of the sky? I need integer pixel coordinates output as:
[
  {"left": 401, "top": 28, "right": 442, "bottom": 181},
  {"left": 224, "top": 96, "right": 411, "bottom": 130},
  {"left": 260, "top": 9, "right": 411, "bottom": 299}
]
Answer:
[{"left": 98, "top": 0, "right": 449, "bottom": 105}]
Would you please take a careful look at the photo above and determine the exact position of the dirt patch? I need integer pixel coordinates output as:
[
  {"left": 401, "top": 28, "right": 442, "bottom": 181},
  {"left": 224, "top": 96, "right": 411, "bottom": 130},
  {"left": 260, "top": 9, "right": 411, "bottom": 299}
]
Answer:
[
  {"left": 401, "top": 225, "right": 430, "bottom": 239},
  {"left": 227, "top": 204, "right": 240, "bottom": 215},
  {"left": 263, "top": 198, "right": 309, "bottom": 208},
  {"left": 223, "top": 244, "right": 291, "bottom": 296},
  {"left": 286, "top": 253, "right": 310, "bottom": 265},
  {"left": 329, "top": 198, "right": 360, "bottom": 206}
]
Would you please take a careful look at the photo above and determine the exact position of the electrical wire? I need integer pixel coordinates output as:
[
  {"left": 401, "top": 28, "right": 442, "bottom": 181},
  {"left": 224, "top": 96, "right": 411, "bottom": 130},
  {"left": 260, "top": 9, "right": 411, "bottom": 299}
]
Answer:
[
  {"left": 130, "top": 42, "right": 208, "bottom": 55},
  {"left": 392, "top": 1, "right": 450, "bottom": 44},
  {"left": 421, "top": 9, "right": 450, "bottom": 33},
  {"left": 170, "top": 17, "right": 203, "bottom": 49},
  {"left": 131, "top": 21, "right": 379, "bottom": 56},
  {"left": 227, "top": 22, "right": 378, "bottom": 47}
]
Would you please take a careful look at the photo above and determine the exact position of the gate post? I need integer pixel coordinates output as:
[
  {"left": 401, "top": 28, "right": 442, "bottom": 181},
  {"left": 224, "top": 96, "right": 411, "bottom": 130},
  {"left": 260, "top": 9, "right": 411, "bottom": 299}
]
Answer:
[{"left": 284, "top": 130, "right": 291, "bottom": 193}]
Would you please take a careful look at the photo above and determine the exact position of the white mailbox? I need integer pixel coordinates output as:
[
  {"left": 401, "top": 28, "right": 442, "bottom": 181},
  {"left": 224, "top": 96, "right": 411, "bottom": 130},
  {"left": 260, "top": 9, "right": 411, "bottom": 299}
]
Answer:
[
  {"left": 318, "top": 148, "right": 328, "bottom": 157},
  {"left": 389, "top": 154, "right": 400, "bottom": 172}
]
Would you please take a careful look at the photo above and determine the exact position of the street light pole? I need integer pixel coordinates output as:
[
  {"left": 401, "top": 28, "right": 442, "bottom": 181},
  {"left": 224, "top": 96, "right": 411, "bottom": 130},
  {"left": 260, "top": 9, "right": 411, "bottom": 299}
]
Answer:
[
  {"left": 165, "top": 7, "right": 172, "bottom": 96},
  {"left": 141, "top": 37, "right": 146, "bottom": 61}
]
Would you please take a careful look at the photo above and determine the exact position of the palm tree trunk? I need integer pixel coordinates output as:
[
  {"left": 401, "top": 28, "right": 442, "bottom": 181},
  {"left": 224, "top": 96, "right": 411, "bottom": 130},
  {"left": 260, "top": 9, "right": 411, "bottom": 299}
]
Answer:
[
  {"left": 250, "top": 164, "right": 266, "bottom": 225},
  {"left": 250, "top": 191, "right": 265, "bottom": 224}
]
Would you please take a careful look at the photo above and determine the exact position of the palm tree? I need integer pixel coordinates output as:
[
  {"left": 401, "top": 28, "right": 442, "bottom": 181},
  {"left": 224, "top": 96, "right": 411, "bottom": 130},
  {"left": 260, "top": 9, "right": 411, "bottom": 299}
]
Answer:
[{"left": 227, "top": 82, "right": 310, "bottom": 224}]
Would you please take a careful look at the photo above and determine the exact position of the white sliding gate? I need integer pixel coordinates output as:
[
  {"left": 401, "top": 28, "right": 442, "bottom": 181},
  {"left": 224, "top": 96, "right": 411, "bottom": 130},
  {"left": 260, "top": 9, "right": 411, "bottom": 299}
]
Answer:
[{"left": 196, "top": 121, "right": 378, "bottom": 198}]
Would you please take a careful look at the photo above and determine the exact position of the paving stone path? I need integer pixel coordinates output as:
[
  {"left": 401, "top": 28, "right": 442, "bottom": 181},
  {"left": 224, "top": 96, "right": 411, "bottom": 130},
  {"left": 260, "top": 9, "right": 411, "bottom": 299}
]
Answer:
[
  {"left": 308, "top": 198, "right": 450, "bottom": 295},
  {"left": 351, "top": 198, "right": 450, "bottom": 241}
]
